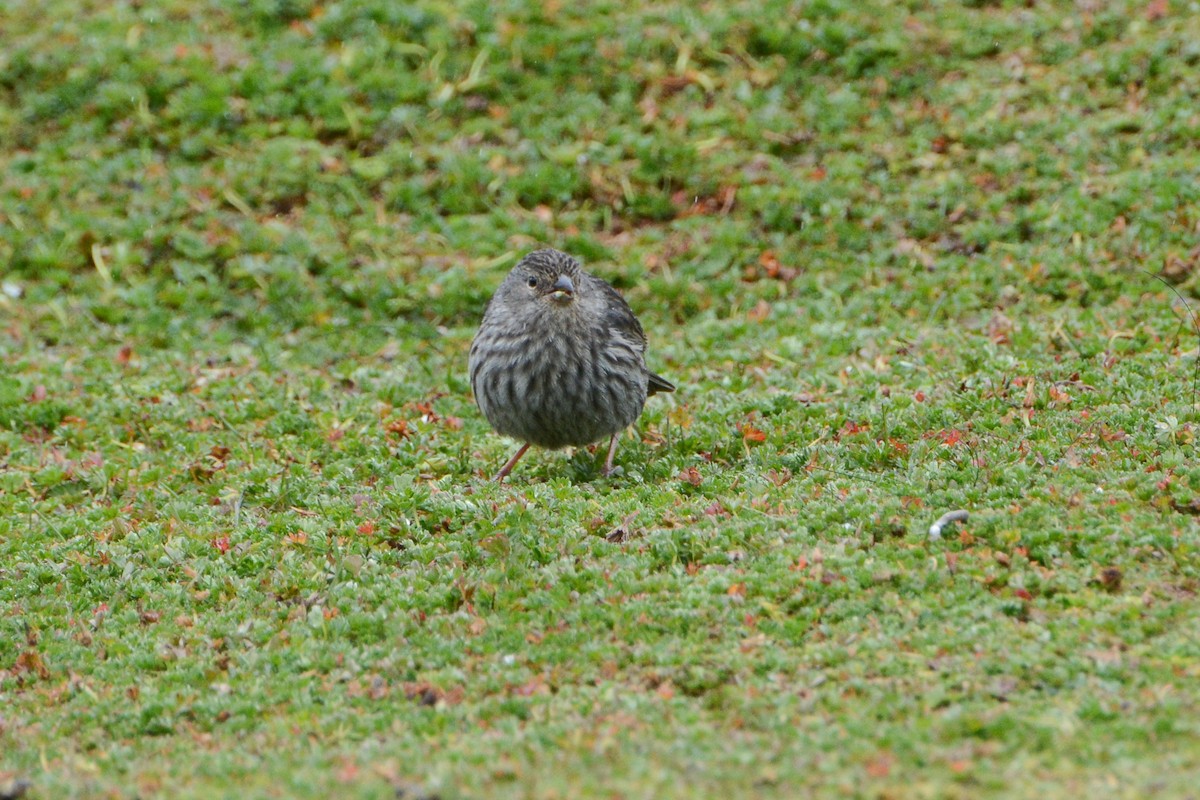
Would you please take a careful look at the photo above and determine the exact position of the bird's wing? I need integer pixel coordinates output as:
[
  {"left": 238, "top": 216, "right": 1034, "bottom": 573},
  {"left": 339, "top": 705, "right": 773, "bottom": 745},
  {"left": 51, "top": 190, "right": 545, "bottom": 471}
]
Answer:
[
  {"left": 596, "top": 281, "right": 649, "bottom": 349},
  {"left": 592, "top": 278, "right": 675, "bottom": 394}
]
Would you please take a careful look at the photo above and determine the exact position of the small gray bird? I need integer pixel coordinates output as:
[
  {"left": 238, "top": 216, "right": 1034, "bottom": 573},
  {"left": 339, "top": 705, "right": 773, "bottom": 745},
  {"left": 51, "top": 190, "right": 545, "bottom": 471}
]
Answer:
[{"left": 469, "top": 249, "right": 674, "bottom": 481}]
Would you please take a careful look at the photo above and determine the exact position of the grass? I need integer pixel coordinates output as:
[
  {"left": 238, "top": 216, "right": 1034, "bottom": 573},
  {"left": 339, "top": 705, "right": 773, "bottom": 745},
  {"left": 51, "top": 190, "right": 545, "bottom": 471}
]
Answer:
[{"left": 2, "top": 0, "right": 1200, "bottom": 797}]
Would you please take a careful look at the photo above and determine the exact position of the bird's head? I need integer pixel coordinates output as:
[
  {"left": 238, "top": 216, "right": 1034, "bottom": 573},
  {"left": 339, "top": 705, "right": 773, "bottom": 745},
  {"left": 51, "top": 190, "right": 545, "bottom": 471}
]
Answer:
[{"left": 505, "top": 249, "right": 583, "bottom": 308}]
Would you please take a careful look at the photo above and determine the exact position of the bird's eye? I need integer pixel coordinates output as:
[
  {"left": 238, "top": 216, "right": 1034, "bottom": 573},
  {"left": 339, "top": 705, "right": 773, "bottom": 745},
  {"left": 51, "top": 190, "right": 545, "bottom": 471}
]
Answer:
[{"left": 527, "top": 277, "right": 538, "bottom": 288}]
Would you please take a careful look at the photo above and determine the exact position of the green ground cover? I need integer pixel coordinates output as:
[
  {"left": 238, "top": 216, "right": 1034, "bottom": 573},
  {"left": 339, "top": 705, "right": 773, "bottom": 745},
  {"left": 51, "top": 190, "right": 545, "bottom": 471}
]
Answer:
[{"left": 2, "top": 1, "right": 1199, "bottom": 797}]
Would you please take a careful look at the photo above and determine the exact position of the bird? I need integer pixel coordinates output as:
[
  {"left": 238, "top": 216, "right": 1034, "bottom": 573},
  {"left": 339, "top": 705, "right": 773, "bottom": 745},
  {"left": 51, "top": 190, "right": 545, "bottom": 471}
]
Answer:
[{"left": 469, "top": 248, "right": 675, "bottom": 481}]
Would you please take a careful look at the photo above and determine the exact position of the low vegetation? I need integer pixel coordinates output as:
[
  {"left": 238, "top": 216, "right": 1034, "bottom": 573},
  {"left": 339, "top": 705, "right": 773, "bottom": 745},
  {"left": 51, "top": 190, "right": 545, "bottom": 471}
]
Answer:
[{"left": 2, "top": 1, "right": 1198, "bottom": 797}]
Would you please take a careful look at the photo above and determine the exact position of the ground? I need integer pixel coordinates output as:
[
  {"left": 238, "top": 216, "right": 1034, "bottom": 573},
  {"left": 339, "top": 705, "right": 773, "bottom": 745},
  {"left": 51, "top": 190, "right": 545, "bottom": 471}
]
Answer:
[{"left": 2, "top": 1, "right": 1199, "bottom": 798}]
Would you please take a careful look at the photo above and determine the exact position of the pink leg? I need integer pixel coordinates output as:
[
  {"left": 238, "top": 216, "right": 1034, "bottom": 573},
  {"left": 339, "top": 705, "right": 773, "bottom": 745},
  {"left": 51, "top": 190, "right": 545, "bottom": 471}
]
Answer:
[
  {"left": 494, "top": 442, "right": 531, "bottom": 482},
  {"left": 601, "top": 433, "right": 621, "bottom": 477}
]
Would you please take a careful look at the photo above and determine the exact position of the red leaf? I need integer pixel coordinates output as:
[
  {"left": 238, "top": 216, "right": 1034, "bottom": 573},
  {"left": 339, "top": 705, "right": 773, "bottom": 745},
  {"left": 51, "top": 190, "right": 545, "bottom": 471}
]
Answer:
[
  {"left": 335, "top": 758, "right": 360, "bottom": 783},
  {"left": 704, "top": 501, "right": 728, "bottom": 517},
  {"left": 839, "top": 419, "right": 869, "bottom": 437},
  {"left": 941, "top": 429, "right": 964, "bottom": 446},
  {"left": 513, "top": 678, "right": 548, "bottom": 697},
  {"left": 738, "top": 421, "right": 767, "bottom": 443},
  {"left": 755, "top": 250, "right": 798, "bottom": 281},
  {"left": 865, "top": 753, "right": 893, "bottom": 778},
  {"left": 746, "top": 299, "right": 770, "bottom": 323},
  {"left": 14, "top": 650, "right": 51, "bottom": 680}
]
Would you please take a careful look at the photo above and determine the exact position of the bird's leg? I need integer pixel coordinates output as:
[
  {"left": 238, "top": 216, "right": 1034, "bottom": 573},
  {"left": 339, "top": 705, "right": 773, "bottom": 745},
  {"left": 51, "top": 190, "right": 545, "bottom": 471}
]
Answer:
[
  {"left": 600, "top": 433, "right": 621, "bottom": 477},
  {"left": 494, "top": 442, "right": 531, "bottom": 482}
]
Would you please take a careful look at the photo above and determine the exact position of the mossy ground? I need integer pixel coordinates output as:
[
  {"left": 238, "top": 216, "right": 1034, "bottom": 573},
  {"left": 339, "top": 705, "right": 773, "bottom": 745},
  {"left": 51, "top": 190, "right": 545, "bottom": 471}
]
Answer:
[{"left": 2, "top": 2, "right": 1199, "bottom": 798}]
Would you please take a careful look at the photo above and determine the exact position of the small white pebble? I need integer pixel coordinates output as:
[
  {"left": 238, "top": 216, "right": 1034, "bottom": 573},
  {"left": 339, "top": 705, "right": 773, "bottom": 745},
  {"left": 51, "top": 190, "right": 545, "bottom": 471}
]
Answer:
[
  {"left": 929, "top": 509, "right": 970, "bottom": 539},
  {"left": 1, "top": 282, "right": 21, "bottom": 299}
]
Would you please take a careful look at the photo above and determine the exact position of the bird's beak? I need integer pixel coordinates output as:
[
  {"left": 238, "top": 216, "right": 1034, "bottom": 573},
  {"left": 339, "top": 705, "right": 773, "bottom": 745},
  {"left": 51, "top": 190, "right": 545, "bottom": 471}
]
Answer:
[{"left": 549, "top": 274, "right": 575, "bottom": 303}]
